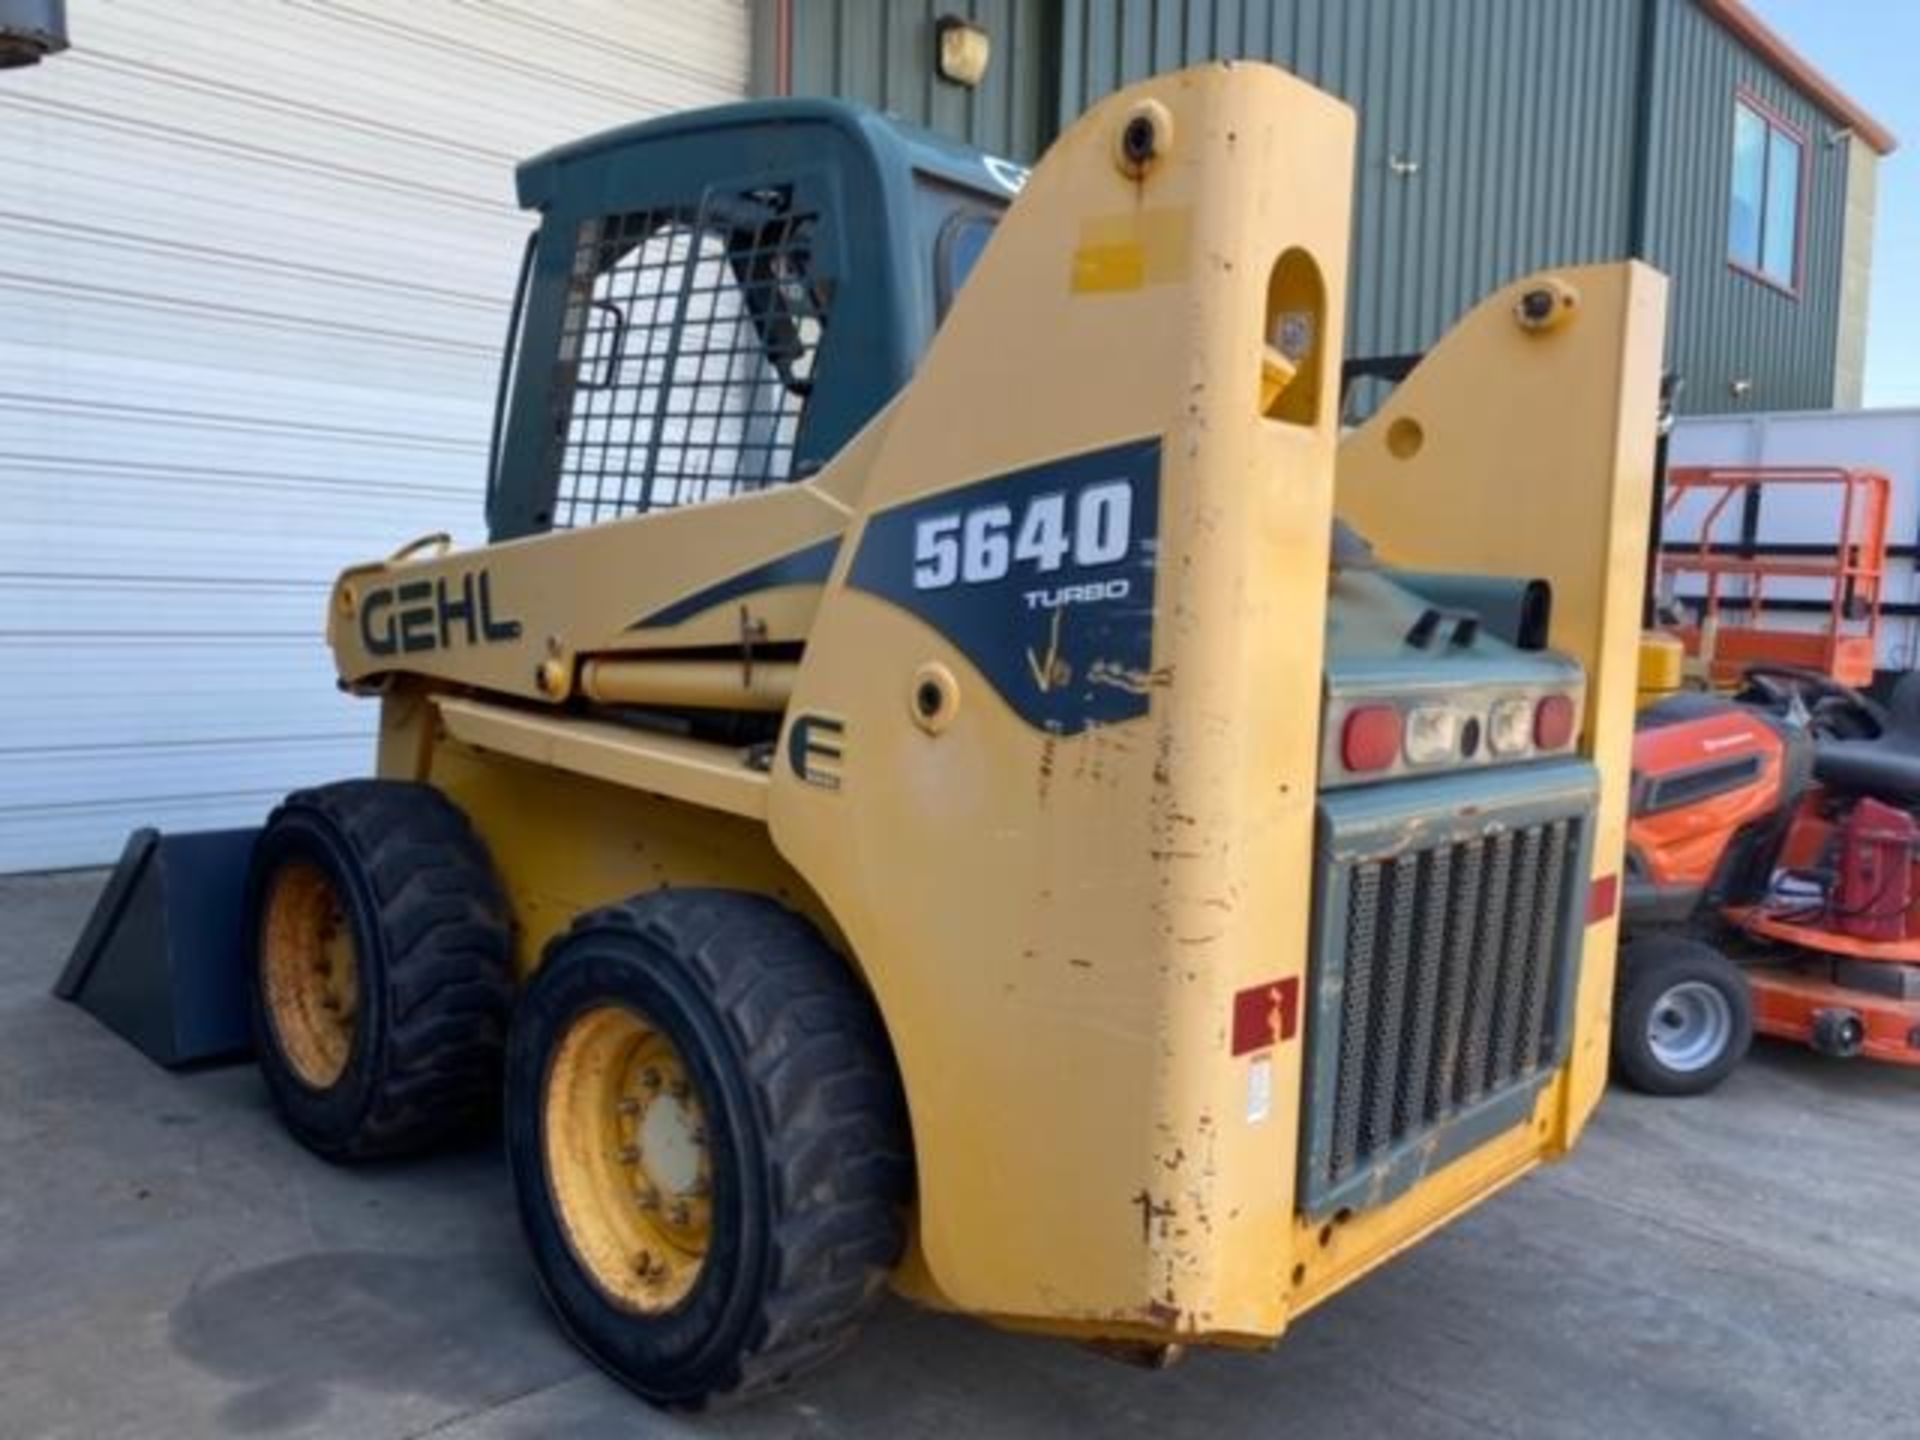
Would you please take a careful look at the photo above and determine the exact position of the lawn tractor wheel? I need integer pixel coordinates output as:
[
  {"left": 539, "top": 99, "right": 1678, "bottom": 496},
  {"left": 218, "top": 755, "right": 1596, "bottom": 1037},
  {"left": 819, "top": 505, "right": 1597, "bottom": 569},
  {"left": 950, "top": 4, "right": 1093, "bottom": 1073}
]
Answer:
[
  {"left": 506, "top": 890, "right": 911, "bottom": 1410},
  {"left": 246, "top": 781, "right": 513, "bottom": 1160},
  {"left": 1612, "top": 936, "right": 1753, "bottom": 1097}
]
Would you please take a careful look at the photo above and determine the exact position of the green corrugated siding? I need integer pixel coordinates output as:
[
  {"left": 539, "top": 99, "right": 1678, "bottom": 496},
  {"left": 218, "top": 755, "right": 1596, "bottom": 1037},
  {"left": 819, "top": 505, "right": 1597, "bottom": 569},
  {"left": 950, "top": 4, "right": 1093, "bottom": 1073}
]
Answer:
[
  {"left": 1642, "top": 0, "right": 1847, "bottom": 411},
  {"left": 1056, "top": 0, "right": 1644, "bottom": 365},
  {"left": 779, "top": 0, "right": 1052, "bottom": 161},
  {"left": 775, "top": 0, "right": 1858, "bottom": 415}
]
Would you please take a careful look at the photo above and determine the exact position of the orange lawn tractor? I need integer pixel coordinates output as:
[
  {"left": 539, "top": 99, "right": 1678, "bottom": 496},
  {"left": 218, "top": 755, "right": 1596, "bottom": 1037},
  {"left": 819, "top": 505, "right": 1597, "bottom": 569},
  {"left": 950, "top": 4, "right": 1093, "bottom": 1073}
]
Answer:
[{"left": 1617, "top": 668, "right": 1920, "bottom": 1093}]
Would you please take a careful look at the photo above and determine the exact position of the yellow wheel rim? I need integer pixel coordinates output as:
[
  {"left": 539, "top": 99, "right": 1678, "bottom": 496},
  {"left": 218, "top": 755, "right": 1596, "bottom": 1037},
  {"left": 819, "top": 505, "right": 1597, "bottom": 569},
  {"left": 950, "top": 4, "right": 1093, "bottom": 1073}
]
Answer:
[
  {"left": 260, "top": 859, "right": 361, "bottom": 1089},
  {"left": 543, "top": 1005, "right": 715, "bottom": 1313}
]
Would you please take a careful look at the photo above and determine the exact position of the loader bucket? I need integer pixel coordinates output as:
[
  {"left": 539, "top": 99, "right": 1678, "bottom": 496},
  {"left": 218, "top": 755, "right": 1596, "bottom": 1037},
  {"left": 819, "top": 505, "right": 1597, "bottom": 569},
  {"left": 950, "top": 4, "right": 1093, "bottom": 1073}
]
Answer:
[{"left": 53, "top": 827, "right": 258, "bottom": 1067}]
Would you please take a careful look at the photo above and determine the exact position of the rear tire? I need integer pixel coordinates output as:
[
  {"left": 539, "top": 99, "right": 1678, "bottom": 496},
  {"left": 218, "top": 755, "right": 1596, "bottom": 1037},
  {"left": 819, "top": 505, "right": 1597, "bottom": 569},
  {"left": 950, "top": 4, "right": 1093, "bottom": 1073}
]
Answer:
[
  {"left": 1612, "top": 936, "right": 1752, "bottom": 1096},
  {"left": 246, "top": 780, "right": 513, "bottom": 1159},
  {"left": 506, "top": 890, "right": 911, "bottom": 1410}
]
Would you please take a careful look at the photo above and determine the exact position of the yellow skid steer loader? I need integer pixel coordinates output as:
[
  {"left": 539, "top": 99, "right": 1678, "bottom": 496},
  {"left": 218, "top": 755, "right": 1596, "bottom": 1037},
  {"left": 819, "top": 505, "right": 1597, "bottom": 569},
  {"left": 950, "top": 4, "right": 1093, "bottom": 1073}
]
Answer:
[{"left": 69, "top": 62, "right": 1663, "bottom": 1408}]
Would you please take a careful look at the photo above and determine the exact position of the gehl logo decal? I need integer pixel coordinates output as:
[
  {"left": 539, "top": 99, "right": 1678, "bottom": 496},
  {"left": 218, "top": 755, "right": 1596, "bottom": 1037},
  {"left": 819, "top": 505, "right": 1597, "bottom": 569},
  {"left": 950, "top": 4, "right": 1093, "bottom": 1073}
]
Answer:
[{"left": 361, "top": 571, "right": 522, "bottom": 657}]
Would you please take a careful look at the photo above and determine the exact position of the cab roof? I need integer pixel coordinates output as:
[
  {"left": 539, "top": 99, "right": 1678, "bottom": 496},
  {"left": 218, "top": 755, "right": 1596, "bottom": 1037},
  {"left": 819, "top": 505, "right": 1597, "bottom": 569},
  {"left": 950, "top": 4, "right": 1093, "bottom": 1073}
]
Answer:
[{"left": 515, "top": 96, "right": 1026, "bottom": 212}]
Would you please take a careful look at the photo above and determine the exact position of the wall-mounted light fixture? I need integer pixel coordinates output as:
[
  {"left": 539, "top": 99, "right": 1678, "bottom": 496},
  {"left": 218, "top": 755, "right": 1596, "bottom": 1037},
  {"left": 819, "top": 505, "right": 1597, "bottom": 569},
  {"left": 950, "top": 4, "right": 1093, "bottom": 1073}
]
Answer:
[
  {"left": 0, "top": 0, "right": 68, "bottom": 68},
  {"left": 935, "top": 14, "right": 990, "bottom": 88}
]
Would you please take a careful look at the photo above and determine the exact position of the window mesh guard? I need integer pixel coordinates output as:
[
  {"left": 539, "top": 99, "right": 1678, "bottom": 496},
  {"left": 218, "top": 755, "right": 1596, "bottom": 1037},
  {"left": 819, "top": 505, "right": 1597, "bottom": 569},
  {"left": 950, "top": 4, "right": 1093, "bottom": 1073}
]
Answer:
[{"left": 547, "top": 188, "right": 827, "bottom": 527}]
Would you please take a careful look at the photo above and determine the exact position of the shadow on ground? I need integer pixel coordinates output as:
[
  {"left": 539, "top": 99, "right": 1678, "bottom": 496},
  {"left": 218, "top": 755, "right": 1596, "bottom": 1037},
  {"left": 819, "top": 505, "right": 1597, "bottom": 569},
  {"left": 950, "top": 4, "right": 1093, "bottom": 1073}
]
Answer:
[{"left": 169, "top": 1249, "right": 572, "bottom": 1433}]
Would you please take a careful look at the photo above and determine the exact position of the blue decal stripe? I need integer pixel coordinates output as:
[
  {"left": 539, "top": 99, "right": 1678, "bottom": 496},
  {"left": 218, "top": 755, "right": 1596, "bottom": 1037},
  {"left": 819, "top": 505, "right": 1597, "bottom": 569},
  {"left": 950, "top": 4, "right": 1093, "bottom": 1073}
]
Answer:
[
  {"left": 629, "top": 537, "right": 842, "bottom": 630},
  {"left": 845, "top": 438, "right": 1161, "bottom": 737}
]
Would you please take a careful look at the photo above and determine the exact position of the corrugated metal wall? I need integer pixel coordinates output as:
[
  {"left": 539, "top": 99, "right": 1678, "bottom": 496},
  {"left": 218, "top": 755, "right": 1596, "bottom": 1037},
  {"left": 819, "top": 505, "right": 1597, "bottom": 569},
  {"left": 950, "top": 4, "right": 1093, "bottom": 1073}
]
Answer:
[
  {"left": 779, "top": 0, "right": 1052, "bottom": 161},
  {"left": 2, "top": 0, "right": 749, "bottom": 871},
  {"left": 782, "top": 0, "right": 1864, "bottom": 416},
  {"left": 1060, "top": 0, "right": 1648, "bottom": 365},
  {"left": 1641, "top": 0, "right": 1847, "bottom": 412}
]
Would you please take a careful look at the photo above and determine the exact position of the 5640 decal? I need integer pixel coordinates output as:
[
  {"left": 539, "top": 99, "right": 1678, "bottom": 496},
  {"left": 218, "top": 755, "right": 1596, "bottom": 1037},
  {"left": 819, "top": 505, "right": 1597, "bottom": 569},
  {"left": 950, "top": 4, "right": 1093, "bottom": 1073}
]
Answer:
[
  {"left": 847, "top": 438, "right": 1161, "bottom": 735},
  {"left": 911, "top": 481, "right": 1134, "bottom": 597}
]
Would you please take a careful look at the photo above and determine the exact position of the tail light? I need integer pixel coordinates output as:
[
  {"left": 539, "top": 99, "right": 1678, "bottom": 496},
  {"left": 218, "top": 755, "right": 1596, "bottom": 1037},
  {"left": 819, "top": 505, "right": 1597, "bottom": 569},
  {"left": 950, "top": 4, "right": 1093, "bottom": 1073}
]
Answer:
[
  {"left": 1329, "top": 686, "right": 1582, "bottom": 785},
  {"left": 1403, "top": 705, "right": 1461, "bottom": 766},
  {"left": 1534, "top": 694, "right": 1576, "bottom": 749},
  {"left": 1487, "top": 697, "right": 1533, "bottom": 756},
  {"left": 1342, "top": 706, "right": 1402, "bottom": 773}
]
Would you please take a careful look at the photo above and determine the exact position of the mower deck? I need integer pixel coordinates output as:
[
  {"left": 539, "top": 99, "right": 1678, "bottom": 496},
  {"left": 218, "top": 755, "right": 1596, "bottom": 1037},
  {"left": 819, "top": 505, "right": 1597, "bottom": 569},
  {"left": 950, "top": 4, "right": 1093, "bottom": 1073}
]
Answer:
[
  {"left": 1736, "top": 907, "right": 1920, "bottom": 963},
  {"left": 1745, "top": 964, "right": 1920, "bottom": 1067}
]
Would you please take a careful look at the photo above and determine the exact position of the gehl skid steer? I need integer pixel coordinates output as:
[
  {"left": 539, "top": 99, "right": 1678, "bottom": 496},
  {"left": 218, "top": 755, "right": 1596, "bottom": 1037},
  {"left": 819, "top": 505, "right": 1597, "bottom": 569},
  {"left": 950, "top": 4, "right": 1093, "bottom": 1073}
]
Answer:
[{"left": 77, "top": 64, "right": 1666, "bottom": 1406}]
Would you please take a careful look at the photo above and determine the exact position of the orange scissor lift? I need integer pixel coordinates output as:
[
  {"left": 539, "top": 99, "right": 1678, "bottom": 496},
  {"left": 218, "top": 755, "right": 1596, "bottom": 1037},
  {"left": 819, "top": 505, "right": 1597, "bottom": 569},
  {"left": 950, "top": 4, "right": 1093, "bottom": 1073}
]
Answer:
[{"left": 1660, "top": 465, "right": 1889, "bottom": 689}]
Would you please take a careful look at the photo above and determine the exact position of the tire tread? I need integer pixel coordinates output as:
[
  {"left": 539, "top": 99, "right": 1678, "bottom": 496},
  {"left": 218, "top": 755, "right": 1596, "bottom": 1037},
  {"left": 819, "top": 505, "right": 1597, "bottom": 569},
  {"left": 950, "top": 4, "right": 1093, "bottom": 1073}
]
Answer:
[
  {"left": 257, "top": 780, "right": 513, "bottom": 1159},
  {"left": 551, "top": 890, "right": 910, "bottom": 1406}
]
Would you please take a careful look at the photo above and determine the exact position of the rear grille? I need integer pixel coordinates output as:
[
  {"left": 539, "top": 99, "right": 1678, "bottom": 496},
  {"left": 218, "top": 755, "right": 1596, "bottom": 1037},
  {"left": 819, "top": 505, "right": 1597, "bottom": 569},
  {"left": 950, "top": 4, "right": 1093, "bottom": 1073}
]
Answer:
[{"left": 1301, "top": 770, "right": 1593, "bottom": 1217}]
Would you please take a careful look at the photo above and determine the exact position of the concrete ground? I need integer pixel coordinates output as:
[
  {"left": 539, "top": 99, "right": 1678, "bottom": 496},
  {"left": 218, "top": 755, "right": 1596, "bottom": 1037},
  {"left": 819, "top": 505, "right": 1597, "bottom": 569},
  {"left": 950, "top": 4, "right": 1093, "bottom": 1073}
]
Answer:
[{"left": 3, "top": 869, "right": 1917, "bottom": 1440}]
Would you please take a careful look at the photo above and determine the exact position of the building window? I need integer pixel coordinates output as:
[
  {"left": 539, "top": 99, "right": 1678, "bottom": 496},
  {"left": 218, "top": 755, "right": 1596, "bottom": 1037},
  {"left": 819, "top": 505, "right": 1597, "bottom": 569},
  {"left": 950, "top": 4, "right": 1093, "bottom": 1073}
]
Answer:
[{"left": 1727, "top": 96, "right": 1803, "bottom": 291}]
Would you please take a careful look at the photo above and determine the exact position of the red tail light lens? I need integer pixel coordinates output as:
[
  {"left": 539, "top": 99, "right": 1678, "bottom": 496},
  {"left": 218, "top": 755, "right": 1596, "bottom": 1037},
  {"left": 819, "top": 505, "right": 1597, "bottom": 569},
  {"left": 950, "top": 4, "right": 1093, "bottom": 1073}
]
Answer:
[
  {"left": 1342, "top": 706, "right": 1402, "bottom": 772},
  {"left": 1534, "top": 694, "right": 1576, "bottom": 750}
]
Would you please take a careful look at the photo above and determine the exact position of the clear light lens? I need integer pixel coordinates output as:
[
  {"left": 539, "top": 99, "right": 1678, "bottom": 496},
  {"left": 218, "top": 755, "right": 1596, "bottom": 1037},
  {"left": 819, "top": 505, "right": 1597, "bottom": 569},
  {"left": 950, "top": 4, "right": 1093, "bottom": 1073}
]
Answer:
[
  {"left": 1487, "top": 697, "right": 1535, "bottom": 756},
  {"left": 1403, "top": 705, "right": 1460, "bottom": 766}
]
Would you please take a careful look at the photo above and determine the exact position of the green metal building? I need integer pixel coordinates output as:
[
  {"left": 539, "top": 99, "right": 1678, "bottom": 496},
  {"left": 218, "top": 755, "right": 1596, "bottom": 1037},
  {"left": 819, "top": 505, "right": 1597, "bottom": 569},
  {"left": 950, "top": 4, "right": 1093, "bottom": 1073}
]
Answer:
[{"left": 755, "top": 0, "right": 1893, "bottom": 415}]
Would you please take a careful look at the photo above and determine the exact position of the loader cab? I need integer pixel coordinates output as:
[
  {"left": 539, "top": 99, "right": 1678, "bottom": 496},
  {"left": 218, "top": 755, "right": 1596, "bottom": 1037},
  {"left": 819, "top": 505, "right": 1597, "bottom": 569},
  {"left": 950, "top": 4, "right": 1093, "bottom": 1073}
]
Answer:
[{"left": 486, "top": 100, "right": 1020, "bottom": 541}]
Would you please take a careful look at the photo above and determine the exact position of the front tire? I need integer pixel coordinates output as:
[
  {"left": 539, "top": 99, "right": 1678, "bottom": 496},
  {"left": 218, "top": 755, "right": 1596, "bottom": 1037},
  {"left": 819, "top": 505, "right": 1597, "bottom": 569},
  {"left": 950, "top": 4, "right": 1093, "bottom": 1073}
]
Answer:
[
  {"left": 1612, "top": 936, "right": 1753, "bottom": 1096},
  {"left": 506, "top": 891, "right": 910, "bottom": 1409},
  {"left": 246, "top": 781, "right": 513, "bottom": 1159}
]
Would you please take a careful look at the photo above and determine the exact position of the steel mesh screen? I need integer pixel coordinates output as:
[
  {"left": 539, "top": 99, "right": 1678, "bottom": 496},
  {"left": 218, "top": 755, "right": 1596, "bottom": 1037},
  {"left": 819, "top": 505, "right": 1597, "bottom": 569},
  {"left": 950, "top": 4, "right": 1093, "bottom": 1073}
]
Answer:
[
  {"left": 1323, "top": 816, "right": 1581, "bottom": 1188},
  {"left": 546, "top": 188, "right": 826, "bottom": 527}
]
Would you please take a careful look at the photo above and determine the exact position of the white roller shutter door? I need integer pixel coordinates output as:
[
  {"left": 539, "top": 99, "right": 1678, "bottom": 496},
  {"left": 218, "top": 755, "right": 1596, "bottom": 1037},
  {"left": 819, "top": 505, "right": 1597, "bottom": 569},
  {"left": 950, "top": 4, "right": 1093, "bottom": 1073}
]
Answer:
[{"left": 0, "top": 0, "right": 750, "bottom": 871}]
